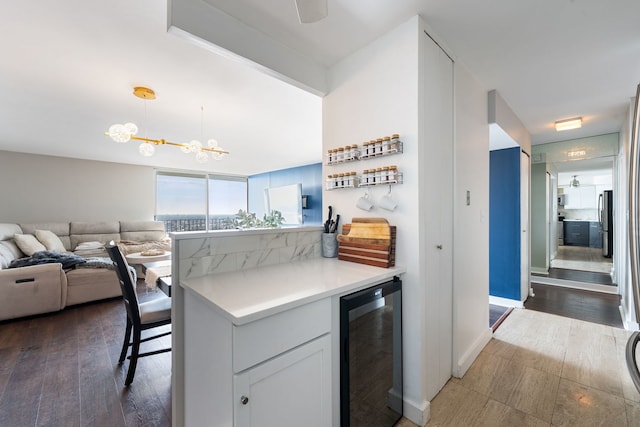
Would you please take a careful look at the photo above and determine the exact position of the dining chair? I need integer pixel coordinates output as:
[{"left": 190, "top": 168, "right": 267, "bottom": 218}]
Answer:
[{"left": 106, "top": 242, "right": 171, "bottom": 386}]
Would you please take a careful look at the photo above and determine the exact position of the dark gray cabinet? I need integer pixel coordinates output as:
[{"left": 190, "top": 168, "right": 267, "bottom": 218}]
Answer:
[
  {"left": 563, "top": 221, "right": 602, "bottom": 247},
  {"left": 589, "top": 222, "right": 602, "bottom": 248},
  {"left": 564, "top": 221, "right": 589, "bottom": 246}
]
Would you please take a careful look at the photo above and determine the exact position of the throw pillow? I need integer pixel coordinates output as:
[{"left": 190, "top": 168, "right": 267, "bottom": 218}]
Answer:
[
  {"left": 35, "top": 229, "right": 66, "bottom": 252},
  {"left": 0, "top": 243, "right": 14, "bottom": 269},
  {"left": 13, "top": 233, "right": 46, "bottom": 256}
]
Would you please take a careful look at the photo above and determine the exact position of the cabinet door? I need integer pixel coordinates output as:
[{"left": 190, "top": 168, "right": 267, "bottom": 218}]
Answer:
[
  {"left": 579, "top": 186, "right": 596, "bottom": 208},
  {"left": 234, "top": 334, "right": 331, "bottom": 427},
  {"left": 563, "top": 187, "right": 579, "bottom": 209}
]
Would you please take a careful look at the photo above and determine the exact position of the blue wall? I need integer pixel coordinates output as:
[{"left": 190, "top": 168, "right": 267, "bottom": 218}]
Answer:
[
  {"left": 248, "top": 163, "right": 323, "bottom": 225},
  {"left": 489, "top": 147, "right": 521, "bottom": 300}
]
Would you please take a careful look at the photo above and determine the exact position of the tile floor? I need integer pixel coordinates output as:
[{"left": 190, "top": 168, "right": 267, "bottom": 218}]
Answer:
[
  {"left": 396, "top": 308, "right": 640, "bottom": 426},
  {"left": 551, "top": 245, "right": 613, "bottom": 274}
]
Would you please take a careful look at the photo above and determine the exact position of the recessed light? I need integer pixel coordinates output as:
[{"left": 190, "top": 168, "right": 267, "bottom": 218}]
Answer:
[{"left": 555, "top": 117, "right": 582, "bottom": 131}]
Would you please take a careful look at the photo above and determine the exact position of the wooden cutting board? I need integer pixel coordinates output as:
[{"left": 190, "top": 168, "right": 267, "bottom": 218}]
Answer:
[
  {"left": 336, "top": 218, "right": 390, "bottom": 244},
  {"left": 337, "top": 219, "right": 396, "bottom": 268}
]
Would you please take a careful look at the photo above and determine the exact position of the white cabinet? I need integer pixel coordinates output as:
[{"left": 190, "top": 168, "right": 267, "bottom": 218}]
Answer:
[
  {"left": 183, "top": 292, "right": 332, "bottom": 427},
  {"left": 563, "top": 186, "right": 596, "bottom": 209},
  {"left": 234, "top": 334, "right": 331, "bottom": 427}
]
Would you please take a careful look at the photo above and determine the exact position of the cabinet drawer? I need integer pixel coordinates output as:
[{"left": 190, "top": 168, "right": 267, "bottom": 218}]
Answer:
[{"left": 233, "top": 298, "right": 331, "bottom": 373}]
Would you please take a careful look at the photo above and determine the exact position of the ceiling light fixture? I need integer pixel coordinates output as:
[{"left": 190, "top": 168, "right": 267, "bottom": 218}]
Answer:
[
  {"left": 555, "top": 117, "right": 582, "bottom": 132},
  {"left": 571, "top": 175, "right": 580, "bottom": 187},
  {"left": 104, "top": 87, "right": 228, "bottom": 163}
]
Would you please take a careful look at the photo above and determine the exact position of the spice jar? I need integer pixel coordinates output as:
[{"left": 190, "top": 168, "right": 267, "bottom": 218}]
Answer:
[
  {"left": 382, "top": 136, "right": 390, "bottom": 154},
  {"left": 374, "top": 138, "right": 383, "bottom": 155},
  {"left": 390, "top": 134, "right": 400, "bottom": 152},
  {"left": 369, "top": 139, "right": 377, "bottom": 157},
  {"left": 388, "top": 166, "right": 398, "bottom": 182}
]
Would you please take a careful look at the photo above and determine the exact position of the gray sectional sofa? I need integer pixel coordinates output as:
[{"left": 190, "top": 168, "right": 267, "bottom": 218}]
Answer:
[{"left": 0, "top": 220, "right": 169, "bottom": 321}]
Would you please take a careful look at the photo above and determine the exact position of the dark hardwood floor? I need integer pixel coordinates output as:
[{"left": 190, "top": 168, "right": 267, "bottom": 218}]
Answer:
[
  {"left": 0, "top": 284, "right": 171, "bottom": 427},
  {"left": 535, "top": 267, "right": 615, "bottom": 286},
  {"left": 525, "top": 282, "right": 623, "bottom": 328}
]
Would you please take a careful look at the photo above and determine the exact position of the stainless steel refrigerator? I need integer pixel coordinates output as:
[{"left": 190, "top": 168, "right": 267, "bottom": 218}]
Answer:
[{"left": 599, "top": 190, "right": 613, "bottom": 257}]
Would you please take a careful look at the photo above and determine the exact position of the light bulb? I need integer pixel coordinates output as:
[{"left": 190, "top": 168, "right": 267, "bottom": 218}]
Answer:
[
  {"left": 207, "top": 139, "right": 218, "bottom": 148},
  {"left": 124, "top": 122, "right": 138, "bottom": 136},
  {"left": 108, "top": 124, "right": 131, "bottom": 143},
  {"left": 139, "top": 142, "right": 155, "bottom": 157},
  {"left": 196, "top": 151, "right": 209, "bottom": 163},
  {"left": 212, "top": 152, "right": 223, "bottom": 160}
]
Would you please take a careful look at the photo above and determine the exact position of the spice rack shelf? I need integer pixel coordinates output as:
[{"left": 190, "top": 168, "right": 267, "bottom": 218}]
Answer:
[
  {"left": 326, "top": 136, "right": 403, "bottom": 165},
  {"left": 358, "top": 171, "right": 403, "bottom": 188},
  {"left": 326, "top": 170, "right": 403, "bottom": 190}
]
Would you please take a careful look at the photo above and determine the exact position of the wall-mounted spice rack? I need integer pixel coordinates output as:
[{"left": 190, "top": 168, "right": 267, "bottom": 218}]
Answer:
[
  {"left": 326, "top": 134, "right": 403, "bottom": 165},
  {"left": 358, "top": 167, "right": 403, "bottom": 187},
  {"left": 326, "top": 167, "right": 403, "bottom": 190}
]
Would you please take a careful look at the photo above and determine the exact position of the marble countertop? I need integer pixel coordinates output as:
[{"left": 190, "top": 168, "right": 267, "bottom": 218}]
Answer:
[
  {"left": 180, "top": 258, "right": 405, "bottom": 325},
  {"left": 561, "top": 219, "right": 598, "bottom": 222}
]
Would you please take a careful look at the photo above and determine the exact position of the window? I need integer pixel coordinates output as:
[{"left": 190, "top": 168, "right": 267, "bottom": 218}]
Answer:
[
  {"left": 208, "top": 175, "right": 248, "bottom": 229},
  {"left": 155, "top": 172, "right": 247, "bottom": 232}
]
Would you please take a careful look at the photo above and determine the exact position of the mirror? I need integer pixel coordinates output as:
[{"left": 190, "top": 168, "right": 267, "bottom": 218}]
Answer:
[{"left": 264, "top": 184, "right": 303, "bottom": 225}]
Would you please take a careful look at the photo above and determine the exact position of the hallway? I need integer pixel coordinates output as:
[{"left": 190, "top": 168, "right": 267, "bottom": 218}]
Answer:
[{"left": 418, "top": 309, "right": 640, "bottom": 426}]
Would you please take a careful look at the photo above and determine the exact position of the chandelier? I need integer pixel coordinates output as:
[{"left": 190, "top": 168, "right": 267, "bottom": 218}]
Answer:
[{"left": 105, "top": 87, "right": 228, "bottom": 163}]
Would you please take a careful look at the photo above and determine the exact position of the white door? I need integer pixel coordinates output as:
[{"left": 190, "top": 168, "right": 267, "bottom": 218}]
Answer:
[
  {"left": 521, "top": 151, "right": 531, "bottom": 301},
  {"left": 234, "top": 334, "right": 331, "bottom": 427},
  {"left": 421, "top": 31, "right": 454, "bottom": 390}
]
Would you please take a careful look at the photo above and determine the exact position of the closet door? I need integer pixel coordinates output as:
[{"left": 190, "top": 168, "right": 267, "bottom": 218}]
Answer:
[{"left": 421, "top": 30, "right": 454, "bottom": 393}]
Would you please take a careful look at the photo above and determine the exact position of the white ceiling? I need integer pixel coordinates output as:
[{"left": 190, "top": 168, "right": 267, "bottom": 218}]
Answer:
[{"left": 1, "top": 0, "right": 639, "bottom": 176}]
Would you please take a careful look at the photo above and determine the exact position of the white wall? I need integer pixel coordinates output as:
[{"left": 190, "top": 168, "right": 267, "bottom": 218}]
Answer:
[
  {"left": 0, "top": 150, "right": 156, "bottom": 222},
  {"left": 324, "top": 15, "right": 490, "bottom": 425},
  {"left": 488, "top": 89, "right": 531, "bottom": 154},
  {"left": 323, "top": 16, "right": 424, "bottom": 423},
  {"left": 452, "top": 63, "right": 492, "bottom": 377}
]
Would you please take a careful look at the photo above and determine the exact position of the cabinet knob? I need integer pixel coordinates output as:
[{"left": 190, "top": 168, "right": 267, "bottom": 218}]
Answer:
[
  {"left": 436, "top": 245, "right": 443, "bottom": 250},
  {"left": 240, "top": 396, "right": 249, "bottom": 405}
]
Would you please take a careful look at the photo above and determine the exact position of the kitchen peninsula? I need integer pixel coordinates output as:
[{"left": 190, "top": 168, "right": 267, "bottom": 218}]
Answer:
[{"left": 170, "top": 227, "right": 405, "bottom": 427}]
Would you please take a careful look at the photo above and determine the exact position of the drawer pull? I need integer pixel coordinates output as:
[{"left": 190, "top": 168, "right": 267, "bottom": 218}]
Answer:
[{"left": 16, "top": 278, "right": 35, "bottom": 284}]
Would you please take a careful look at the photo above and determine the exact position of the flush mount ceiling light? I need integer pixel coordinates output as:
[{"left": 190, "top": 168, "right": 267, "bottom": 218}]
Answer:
[
  {"left": 104, "top": 87, "right": 228, "bottom": 163},
  {"left": 555, "top": 117, "right": 582, "bottom": 132}
]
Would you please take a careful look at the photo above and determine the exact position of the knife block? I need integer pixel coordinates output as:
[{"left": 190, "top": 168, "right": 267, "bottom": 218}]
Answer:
[{"left": 337, "top": 220, "right": 396, "bottom": 268}]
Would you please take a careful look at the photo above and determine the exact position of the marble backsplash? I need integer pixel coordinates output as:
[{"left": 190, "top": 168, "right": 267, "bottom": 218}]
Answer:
[{"left": 175, "top": 228, "right": 323, "bottom": 280}]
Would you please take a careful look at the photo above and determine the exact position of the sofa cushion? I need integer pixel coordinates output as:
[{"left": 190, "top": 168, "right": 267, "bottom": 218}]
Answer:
[
  {"left": 70, "top": 221, "right": 120, "bottom": 251},
  {"left": 14, "top": 233, "right": 46, "bottom": 256},
  {"left": 0, "top": 223, "right": 22, "bottom": 240},
  {"left": 0, "top": 240, "right": 24, "bottom": 260},
  {"left": 35, "top": 230, "right": 67, "bottom": 252},
  {"left": 120, "top": 220, "right": 166, "bottom": 242},
  {"left": 19, "top": 223, "right": 71, "bottom": 250},
  {"left": 0, "top": 243, "right": 14, "bottom": 269}
]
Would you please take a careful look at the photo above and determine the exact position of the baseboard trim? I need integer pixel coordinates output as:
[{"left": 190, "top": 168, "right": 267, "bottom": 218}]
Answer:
[
  {"left": 531, "top": 267, "right": 549, "bottom": 275},
  {"left": 620, "top": 304, "right": 640, "bottom": 331},
  {"left": 489, "top": 295, "right": 524, "bottom": 308},
  {"left": 403, "top": 397, "right": 429, "bottom": 426},
  {"left": 453, "top": 327, "right": 492, "bottom": 378},
  {"left": 531, "top": 276, "right": 618, "bottom": 294}
]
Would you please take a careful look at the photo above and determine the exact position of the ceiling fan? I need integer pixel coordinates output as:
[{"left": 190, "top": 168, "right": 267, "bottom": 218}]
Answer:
[{"left": 295, "top": 0, "right": 328, "bottom": 23}]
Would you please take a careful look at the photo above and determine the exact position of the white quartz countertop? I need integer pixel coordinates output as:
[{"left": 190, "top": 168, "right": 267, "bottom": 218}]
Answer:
[{"left": 180, "top": 258, "right": 405, "bottom": 325}]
